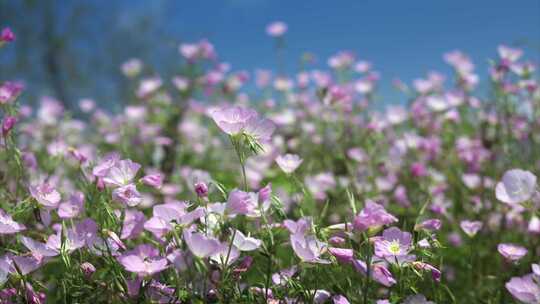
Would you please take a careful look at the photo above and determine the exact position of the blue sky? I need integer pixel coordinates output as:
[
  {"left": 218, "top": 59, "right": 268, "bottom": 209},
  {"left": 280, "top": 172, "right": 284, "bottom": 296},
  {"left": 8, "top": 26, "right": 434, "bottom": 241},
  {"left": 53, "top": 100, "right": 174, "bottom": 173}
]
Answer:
[
  {"left": 2, "top": 0, "right": 540, "bottom": 106},
  {"left": 148, "top": 0, "right": 540, "bottom": 103}
]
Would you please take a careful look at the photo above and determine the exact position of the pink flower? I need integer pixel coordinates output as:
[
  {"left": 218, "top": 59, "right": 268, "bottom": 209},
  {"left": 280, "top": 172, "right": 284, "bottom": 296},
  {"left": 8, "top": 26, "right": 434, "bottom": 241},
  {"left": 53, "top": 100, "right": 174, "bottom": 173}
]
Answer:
[
  {"left": 103, "top": 159, "right": 141, "bottom": 187},
  {"left": 211, "top": 106, "right": 257, "bottom": 135},
  {"left": 12, "top": 255, "right": 43, "bottom": 275},
  {"left": 0, "top": 209, "right": 25, "bottom": 234},
  {"left": 410, "top": 162, "right": 428, "bottom": 177},
  {"left": 194, "top": 182, "right": 208, "bottom": 198},
  {"left": 121, "top": 58, "right": 142, "bottom": 78},
  {"left": 275, "top": 154, "right": 303, "bottom": 174},
  {"left": 328, "top": 247, "right": 354, "bottom": 264},
  {"left": 136, "top": 77, "right": 162, "bottom": 99},
  {"left": 495, "top": 169, "right": 537, "bottom": 205},
  {"left": 0, "top": 28, "right": 15, "bottom": 42},
  {"left": 112, "top": 184, "right": 142, "bottom": 207},
  {"left": 353, "top": 201, "right": 398, "bottom": 231},
  {"left": 506, "top": 274, "right": 540, "bottom": 304},
  {"left": 332, "top": 295, "right": 350, "bottom": 304},
  {"left": 20, "top": 235, "right": 59, "bottom": 259},
  {"left": 374, "top": 227, "right": 414, "bottom": 263},
  {"left": 182, "top": 230, "right": 221, "bottom": 258},
  {"left": 144, "top": 202, "right": 204, "bottom": 238},
  {"left": 140, "top": 174, "right": 163, "bottom": 189},
  {"left": 179, "top": 43, "right": 199, "bottom": 60},
  {"left": 529, "top": 216, "right": 540, "bottom": 234},
  {"left": 498, "top": 45, "right": 523, "bottom": 63},
  {"left": 172, "top": 76, "right": 190, "bottom": 91},
  {"left": 2, "top": 116, "right": 17, "bottom": 137},
  {"left": 402, "top": 294, "right": 435, "bottom": 304},
  {"left": 232, "top": 229, "right": 262, "bottom": 251},
  {"left": 118, "top": 244, "right": 168, "bottom": 276},
  {"left": 121, "top": 209, "right": 146, "bottom": 240},
  {"left": 210, "top": 243, "right": 240, "bottom": 266},
  {"left": 283, "top": 217, "right": 312, "bottom": 235},
  {"left": 266, "top": 21, "right": 287, "bottom": 37},
  {"left": 313, "top": 290, "right": 331, "bottom": 303},
  {"left": 413, "top": 261, "right": 441, "bottom": 282},
  {"left": 460, "top": 220, "right": 483, "bottom": 237},
  {"left": 92, "top": 153, "right": 120, "bottom": 178},
  {"left": 210, "top": 106, "right": 275, "bottom": 141},
  {"left": 29, "top": 183, "right": 61, "bottom": 209},
  {"left": 290, "top": 233, "right": 329, "bottom": 264},
  {"left": 225, "top": 189, "right": 256, "bottom": 216},
  {"left": 167, "top": 249, "right": 188, "bottom": 272},
  {"left": 78, "top": 98, "right": 95, "bottom": 112},
  {"left": 58, "top": 192, "right": 85, "bottom": 219},
  {"left": 80, "top": 262, "right": 96, "bottom": 278},
  {"left": 415, "top": 219, "right": 442, "bottom": 231},
  {"left": 353, "top": 259, "right": 396, "bottom": 287},
  {"left": 497, "top": 243, "right": 528, "bottom": 261},
  {"left": 0, "top": 81, "right": 24, "bottom": 104}
]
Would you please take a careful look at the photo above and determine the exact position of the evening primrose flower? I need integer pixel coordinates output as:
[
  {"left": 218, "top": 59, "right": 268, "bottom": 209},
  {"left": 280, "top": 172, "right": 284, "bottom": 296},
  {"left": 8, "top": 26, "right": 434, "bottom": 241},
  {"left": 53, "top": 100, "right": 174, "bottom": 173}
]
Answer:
[
  {"left": 182, "top": 229, "right": 221, "bottom": 258},
  {"left": 121, "top": 58, "right": 142, "bottom": 78},
  {"left": 57, "top": 192, "right": 85, "bottom": 219},
  {"left": 495, "top": 169, "right": 537, "bottom": 205},
  {"left": 374, "top": 227, "right": 414, "bottom": 263},
  {"left": 460, "top": 220, "right": 483, "bottom": 237},
  {"left": 121, "top": 209, "right": 145, "bottom": 240},
  {"left": 0, "top": 81, "right": 23, "bottom": 104},
  {"left": 103, "top": 159, "right": 141, "bottom": 187},
  {"left": 266, "top": 21, "right": 287, "bottom": 37},
  {"left": 497, "top": 243, "right": 528, "bottom": 261},
  {"left": 210, "top": 106, "right": 275, "bottom": 141},
  {"left": 290, "top": 233, "right": 329, "bottom": 264},
  {"left": 0, "top": 209, "right": 25, "bottom": 234},
  {"left": 275, "top": 154, "right": 303, "bottom": 174},
  {"left": 353, "top": 201, "right": 398, "bottom": 231},
  {"left": 353, "top": 259, "right": 396, "bottom": 287},
  {"left": 118, "top": 244, "right": 168, "bottom": 276},
  {"left": 402, "top": 294, "right": 436, "bottom": 304},
  {"left": 415, "top": 219, "right": 442, "bottom": 231},
  {"left": 140, "top": 173, "right": 163, "bottom": 189},
  {"left": 144, "top": 202, "right": 204, "bottom": 238},
  {"left": 498, "top": 45, "right": 523, "bottom": 63},
  {"left": 29, "top": 183, "right": 61, "bottom": 209},
  {"left": 506, "top": 274, "right": 540, "bottom": 304},
  {"left": 2, "top": 116, "right": 17, "bottom": 136},
  {"left": 328, "top": 247, "right": 354, "bottom": 264},
  {"left": 112, "top": 183, "right": 142, "bottom": 207},
  {"left": 136, "top": 76, "right": 162, "bottom": 99},
  {"left": 232, "top": 229, "right": 262, "bottom": 251},
  {"left": 332, "top": 295, "right": 350, "bottom": 304},
  {"left": 225, "top": 189, "right": 256, "bottom": 216},
  {"left": 210, "top": 243, "right": 240, "bottom": 266},
  {"left": 412, "top": 261, "right": 442, "bottom": 282},
  {"left": 194, "top": 182, "right": 208, "bottom": 198},
  {"left": 211, "top": 106, "right": 257, "bottom": 135},
  {"left": 0, "top": 27, "right": 15, "bottom": 42}
]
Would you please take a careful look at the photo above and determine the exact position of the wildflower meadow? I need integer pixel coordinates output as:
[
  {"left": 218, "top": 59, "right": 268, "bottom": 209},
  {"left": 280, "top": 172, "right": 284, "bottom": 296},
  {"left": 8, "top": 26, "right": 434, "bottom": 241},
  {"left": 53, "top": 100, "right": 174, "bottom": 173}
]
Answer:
[{"left": 0, "top": 19, "right": 539, "bottom": 303}]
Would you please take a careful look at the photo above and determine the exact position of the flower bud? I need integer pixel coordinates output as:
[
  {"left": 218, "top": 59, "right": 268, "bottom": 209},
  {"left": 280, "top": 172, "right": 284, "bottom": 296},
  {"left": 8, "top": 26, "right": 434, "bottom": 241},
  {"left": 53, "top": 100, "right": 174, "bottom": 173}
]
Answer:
[
  {"left": 141, "top": 174, "right": 163, "bottom": 189},
  {"left": 194, "top": 182, "right": 208, "bottom": 198},
  {"left": 80, "top": 262, "right": 96, "bottom": 278},
  {"left": 2, "top": 116, "right": 16, "bottom": 136},
  {"left": 0, "top": 27, "right": 15, "bottom": 42}
]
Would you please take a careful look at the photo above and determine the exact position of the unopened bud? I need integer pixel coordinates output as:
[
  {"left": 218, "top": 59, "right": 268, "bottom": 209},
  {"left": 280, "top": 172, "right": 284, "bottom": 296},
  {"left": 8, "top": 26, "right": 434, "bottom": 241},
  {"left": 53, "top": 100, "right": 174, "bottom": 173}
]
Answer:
[
  {"left": 2, "top": 116, "right": 17, "bottom": 136},
  {"left": 195, "top": 182, "right": 208, "bottom": 198}
]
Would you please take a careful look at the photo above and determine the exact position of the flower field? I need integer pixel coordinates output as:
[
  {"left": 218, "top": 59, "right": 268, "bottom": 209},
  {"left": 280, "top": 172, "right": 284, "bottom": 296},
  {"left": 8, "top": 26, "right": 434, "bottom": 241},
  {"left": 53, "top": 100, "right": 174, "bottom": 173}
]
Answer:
[{"left": 0, "top": 23, "right": 539, "bottom": 303}]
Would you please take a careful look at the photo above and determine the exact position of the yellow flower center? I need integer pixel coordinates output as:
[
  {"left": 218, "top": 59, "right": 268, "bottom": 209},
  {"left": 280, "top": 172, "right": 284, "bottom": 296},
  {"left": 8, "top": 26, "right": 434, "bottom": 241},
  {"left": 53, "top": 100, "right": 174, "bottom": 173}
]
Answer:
[{"left": 389, "top": 241, "right": 401, "bottom": 254}]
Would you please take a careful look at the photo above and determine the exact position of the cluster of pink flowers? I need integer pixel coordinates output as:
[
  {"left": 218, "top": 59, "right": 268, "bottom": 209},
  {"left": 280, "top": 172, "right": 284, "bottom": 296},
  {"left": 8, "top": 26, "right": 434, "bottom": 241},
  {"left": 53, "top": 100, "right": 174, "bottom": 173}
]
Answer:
[{"left": 0, "top": 21, "right": 539, "bottom": 303}]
